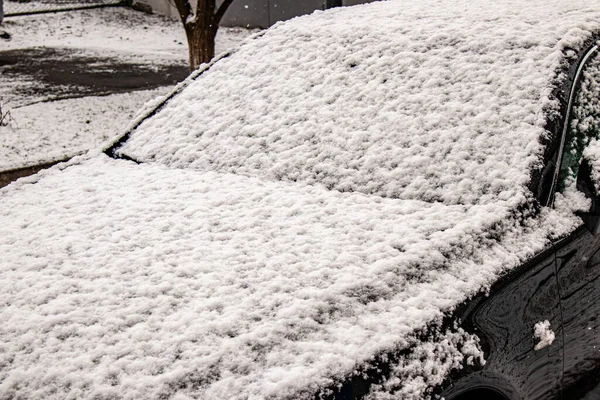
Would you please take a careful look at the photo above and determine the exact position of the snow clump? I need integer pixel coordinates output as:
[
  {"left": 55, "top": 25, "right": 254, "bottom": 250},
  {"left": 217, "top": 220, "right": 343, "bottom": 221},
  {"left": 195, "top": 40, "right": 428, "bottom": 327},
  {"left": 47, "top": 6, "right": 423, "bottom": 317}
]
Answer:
[{"left": 533, "top": 321, "right": 556, "bottom": 351}]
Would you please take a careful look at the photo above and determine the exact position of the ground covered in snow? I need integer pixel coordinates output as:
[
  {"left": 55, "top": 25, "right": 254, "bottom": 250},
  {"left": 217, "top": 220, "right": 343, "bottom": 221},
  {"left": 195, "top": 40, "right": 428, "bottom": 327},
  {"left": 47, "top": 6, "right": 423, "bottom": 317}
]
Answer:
[
  {"left": 0, "top": 7, "right": 253, "bottom": 171},
  {"left": 0, "top": 89, "right": 166, "bottom": 171},
  {"left": 3, "top": 0, "right": 119, "bottom": 16}
]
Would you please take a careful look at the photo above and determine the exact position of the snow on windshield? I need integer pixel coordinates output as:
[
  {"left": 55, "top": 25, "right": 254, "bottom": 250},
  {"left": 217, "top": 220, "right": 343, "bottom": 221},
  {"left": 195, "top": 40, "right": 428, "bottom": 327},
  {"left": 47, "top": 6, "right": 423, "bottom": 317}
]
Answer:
[{"left": 120, "top": 0, "right": 600, "bottom": 205}]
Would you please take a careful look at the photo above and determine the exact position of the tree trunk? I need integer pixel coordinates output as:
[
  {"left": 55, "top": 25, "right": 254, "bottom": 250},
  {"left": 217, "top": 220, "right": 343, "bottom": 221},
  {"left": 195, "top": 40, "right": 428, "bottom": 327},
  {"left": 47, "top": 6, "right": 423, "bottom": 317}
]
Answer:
[
  {"left": 173, "top": 0, "right": 235, "bottom": 71},
  {"left": 186, "top": 25, "right": 216, "bottom": 71}
]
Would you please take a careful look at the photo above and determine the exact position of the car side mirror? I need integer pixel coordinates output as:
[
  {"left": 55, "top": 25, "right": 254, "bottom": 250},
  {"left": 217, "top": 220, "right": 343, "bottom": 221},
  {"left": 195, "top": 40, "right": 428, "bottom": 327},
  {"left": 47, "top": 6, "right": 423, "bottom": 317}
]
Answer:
[{"left": 576, "top": 156, "right": 600, "bottom": 234}]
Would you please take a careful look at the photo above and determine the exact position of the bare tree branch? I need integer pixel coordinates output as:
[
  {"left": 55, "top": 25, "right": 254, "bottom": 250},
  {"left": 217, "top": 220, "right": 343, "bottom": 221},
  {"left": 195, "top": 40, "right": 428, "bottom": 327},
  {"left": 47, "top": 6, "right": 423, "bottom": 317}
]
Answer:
[
  {"left": 173, "top": 0, "right": 192, "bottom": 26},
  {"left": 215, "top": 0, "right": 235, "bottom": 25}
]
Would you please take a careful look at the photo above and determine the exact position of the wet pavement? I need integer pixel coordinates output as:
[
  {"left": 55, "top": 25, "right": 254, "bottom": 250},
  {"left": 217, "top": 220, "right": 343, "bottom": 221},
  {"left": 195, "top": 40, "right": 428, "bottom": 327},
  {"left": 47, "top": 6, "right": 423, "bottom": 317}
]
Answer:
[{"left": 0, "top": 46, "right": 189, "bottom": 105}]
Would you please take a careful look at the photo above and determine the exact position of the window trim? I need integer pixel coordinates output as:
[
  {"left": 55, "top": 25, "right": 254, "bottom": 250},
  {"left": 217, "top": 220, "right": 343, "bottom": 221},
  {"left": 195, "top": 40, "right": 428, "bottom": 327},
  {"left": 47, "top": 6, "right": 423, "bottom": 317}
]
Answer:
[{"left": 547, "top": 44, "right": 599, "bottom": 207}]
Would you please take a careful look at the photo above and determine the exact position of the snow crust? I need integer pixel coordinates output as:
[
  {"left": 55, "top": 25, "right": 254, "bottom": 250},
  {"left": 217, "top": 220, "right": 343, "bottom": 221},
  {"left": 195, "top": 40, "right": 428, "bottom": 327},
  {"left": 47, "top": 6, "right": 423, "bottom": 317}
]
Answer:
[
  {"left": 0, "top": 155, "right": 583, "bottom": 399},
  {"left": 119, "top": 0, "right": 600, "bottom": 205}
]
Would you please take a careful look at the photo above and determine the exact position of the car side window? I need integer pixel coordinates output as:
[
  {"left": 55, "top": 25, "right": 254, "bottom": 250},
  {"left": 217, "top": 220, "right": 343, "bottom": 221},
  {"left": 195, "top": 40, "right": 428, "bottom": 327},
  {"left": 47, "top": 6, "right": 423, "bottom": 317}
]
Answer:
[{"left": 557, "top": 51, "right": 600, "bottom": 193}]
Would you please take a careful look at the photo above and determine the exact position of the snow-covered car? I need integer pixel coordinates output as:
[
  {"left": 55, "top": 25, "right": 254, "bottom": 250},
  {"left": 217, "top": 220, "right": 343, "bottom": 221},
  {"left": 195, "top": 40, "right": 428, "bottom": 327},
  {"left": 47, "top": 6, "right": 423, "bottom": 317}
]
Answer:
[{"left": 2, "top": 1, "right": 600, "bottom": 399}]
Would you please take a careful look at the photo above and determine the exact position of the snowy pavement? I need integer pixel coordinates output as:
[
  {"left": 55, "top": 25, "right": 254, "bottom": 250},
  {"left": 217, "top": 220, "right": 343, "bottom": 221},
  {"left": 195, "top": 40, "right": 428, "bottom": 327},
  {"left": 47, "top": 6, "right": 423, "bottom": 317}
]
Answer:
[{"left": 0, "top": 7, "right": 254, "bottom": 172}]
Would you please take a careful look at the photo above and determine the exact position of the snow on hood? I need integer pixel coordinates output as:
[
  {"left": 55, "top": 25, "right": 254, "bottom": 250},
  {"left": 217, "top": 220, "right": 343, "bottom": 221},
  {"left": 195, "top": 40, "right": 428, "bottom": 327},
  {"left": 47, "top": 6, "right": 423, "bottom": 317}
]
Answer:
[
  {"left": 0, "top": 155, "right": 584, "bottom": 398},
  {"left": 119, "top": 0, "right": 600, "bottom": 205},
  {"left": 0, "top": 156, "right": 511, "bottom": 399}
]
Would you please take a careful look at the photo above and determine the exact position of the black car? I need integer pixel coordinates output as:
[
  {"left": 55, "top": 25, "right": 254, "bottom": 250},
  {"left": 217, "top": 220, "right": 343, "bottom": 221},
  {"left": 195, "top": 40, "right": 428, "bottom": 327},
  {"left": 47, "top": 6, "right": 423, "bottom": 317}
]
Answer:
[{"left": 1, "top": 1, "right": 599, "bottom": 399}]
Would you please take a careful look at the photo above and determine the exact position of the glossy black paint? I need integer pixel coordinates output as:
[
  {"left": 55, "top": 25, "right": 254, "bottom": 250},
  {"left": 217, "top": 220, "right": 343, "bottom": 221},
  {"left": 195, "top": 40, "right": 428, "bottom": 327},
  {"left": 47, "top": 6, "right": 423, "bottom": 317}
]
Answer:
[
  {"left": 440, "top": 246, "right": 563, "bottom": 400},
  {"left": 438, "top": 223, "right": 600, "bottom": 400},
  {"left": 554, "top": 226, "right": 600, "bottom": 398}
]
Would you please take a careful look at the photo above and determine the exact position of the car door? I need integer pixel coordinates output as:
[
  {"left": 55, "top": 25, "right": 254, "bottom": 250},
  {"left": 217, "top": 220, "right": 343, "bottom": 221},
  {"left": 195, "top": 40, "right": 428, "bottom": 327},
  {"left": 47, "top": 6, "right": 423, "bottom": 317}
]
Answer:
[
  {"left": 437, "top": 248, "right": 563, "bottom": 400},
  {"left": 554, "top": 227, "right": 600, "bottom": 398},
  {"left": 551, "top": 45, "right": 600, "bottom": 398}
]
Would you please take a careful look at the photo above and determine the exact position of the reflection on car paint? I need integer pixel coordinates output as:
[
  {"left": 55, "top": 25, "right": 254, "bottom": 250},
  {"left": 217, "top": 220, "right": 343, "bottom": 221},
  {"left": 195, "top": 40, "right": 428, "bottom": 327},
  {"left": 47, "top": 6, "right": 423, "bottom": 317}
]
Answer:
[
  {"left": 442, "top": 248, "right": 562, "bottom": 400},
  {"left": 555, "top": 227, "right": 600, "bottom": 398}
]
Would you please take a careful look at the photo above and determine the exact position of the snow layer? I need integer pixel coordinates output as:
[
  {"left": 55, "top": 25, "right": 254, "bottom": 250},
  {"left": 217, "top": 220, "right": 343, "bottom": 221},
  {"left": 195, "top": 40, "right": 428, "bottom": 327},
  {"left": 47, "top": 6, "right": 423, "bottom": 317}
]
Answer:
[
  {"left": 0, "top": 156, "right": 507, "bottom": 399},
  {"left": 119, "top": 0, "right": 600, "bottom": 205},
  {"left": 0, "top": 155, "right": 583, "bottom": 399},
  {"left": 1, "top": 0, "right": 600, "bottom": 398}
]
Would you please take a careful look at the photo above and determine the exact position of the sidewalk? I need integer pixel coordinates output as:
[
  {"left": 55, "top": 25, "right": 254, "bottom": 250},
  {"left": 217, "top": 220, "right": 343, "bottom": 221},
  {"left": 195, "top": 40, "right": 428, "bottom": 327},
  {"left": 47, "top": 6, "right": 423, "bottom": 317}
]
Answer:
[{"left": 0, "top": 6, "right": 254, "bottom": 175}]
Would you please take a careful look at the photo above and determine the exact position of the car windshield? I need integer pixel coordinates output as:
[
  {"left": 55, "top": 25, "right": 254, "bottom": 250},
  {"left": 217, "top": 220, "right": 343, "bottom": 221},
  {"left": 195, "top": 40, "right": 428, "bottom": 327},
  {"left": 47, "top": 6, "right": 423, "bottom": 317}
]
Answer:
[{"left": 117, "top": 2, "right": 596, "bottom": 206}]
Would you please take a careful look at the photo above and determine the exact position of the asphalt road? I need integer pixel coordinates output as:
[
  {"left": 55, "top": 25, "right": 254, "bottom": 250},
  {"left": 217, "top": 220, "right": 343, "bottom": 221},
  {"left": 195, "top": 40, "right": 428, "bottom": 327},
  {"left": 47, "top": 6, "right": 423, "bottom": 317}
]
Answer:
[{"left": 0, "top": 46, "right": 189, "bottom": 105}]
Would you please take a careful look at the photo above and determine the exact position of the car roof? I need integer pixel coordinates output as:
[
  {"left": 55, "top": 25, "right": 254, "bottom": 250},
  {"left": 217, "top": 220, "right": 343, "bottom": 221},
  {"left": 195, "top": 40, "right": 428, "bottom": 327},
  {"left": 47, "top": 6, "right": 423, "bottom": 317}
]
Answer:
[{"left": 118, "top": 0, "right": 600, "bottom": 206}]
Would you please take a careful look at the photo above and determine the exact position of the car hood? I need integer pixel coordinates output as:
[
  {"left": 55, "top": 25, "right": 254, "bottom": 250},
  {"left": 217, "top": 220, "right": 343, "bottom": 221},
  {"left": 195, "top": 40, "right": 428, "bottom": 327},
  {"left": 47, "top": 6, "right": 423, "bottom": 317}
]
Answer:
[{"left": 0, "top": 155, "right": 574, "bottom": 399}]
